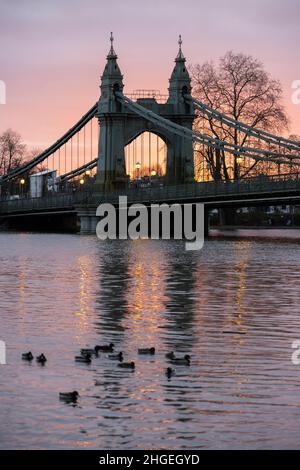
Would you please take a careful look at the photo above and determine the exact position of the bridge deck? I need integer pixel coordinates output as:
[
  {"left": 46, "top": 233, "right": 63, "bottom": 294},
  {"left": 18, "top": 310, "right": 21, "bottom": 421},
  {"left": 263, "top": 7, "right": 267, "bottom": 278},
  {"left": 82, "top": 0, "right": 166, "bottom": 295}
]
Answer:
[{"left": 1, "top": 175, "right": 300, "bottom": 216}]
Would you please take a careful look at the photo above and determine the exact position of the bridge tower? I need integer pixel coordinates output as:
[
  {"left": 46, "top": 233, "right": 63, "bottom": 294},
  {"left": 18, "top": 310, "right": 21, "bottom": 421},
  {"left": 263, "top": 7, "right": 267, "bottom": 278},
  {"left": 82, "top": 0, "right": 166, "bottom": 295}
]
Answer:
[
  {"left": 166, "top": 35, "right": 195, "bottom": 184},
  {"left": 96, "top": 34, "right": 195, "bottom": 191},
  {"left": 96, "top": 33, "right": 128, "bottom": 192}
]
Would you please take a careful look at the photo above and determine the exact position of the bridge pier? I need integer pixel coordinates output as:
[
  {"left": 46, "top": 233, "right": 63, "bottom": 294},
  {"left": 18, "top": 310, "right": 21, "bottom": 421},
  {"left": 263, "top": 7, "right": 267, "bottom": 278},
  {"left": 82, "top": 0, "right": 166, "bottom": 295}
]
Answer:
[
  {"left": 218, "top": 207, "right": 237, "bottom": 226},
  {"left": 77, "top": 208, "right": 99, "bottom": 234},
  {"left": 204, "top": 206, "right": 210, "bottom": 238}
]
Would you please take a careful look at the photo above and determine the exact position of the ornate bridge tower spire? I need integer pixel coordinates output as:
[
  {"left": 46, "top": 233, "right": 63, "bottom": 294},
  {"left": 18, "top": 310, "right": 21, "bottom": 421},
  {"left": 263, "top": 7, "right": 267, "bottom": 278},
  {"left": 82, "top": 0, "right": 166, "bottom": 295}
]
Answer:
[
  {"left": 96, "top": 33, "right": 127, "bottom": 191},
  {"left": 168, "top": 35, "right": 192, "bottom": 109},
  {"left": 96, "top": 34, "right": 195, "bottom": 191},
  {"left": 167, "top": 35, "right": 195, "bottom": 184},
  {"left": 108, "top": 31, "right": 116, "bottom": 57}
]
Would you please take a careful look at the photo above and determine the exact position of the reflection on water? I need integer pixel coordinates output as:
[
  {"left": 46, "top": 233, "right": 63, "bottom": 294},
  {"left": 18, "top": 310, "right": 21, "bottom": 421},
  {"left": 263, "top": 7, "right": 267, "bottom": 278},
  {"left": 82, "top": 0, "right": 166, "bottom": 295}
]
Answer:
[{"left": 0, "top": 232, "right": 300, "bottom": 449}]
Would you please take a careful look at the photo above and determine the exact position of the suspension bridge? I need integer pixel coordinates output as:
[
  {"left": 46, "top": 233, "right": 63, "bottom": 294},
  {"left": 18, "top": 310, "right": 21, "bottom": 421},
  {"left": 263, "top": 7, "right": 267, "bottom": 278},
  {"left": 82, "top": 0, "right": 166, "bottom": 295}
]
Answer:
[{"left": 1, "top": 34, "right": 300, "bottom": 233}]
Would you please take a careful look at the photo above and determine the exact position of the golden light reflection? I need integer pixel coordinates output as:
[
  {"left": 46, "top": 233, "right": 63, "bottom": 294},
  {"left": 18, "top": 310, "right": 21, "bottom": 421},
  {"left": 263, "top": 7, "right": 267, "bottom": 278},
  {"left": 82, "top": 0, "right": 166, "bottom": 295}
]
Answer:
[
  {"left": 234, "top": 241, "right": 252, "bottom": 327},
  {"left": 17, "top": 253, "right": 29, "bottom": 336},
  {"left": 18, "top": 256, "right": 28, "bottom": 307},
  {"left": 127, "top": 250, "right": 166, "bottom": 317},
  {"left": 74, "top": 254, "right": 94, "bottom": 336},
  {"left": 119, "top": 242, "right": 168, "bottom": 403}
]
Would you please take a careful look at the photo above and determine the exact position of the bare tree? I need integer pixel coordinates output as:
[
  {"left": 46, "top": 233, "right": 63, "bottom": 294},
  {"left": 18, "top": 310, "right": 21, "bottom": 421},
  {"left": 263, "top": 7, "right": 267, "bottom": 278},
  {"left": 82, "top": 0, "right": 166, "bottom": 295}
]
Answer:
[
  {"left": 0, "top": 129, "right": 26, "bottom": 176},
  {"left": 190, "top": 52, "right": 289, "bottom": 181},
  {"left": 26, "top": 147, "right": 47, "bottom": 173},
  {"left": 289, "top": 134, "right": 300, "bottom": 143}
]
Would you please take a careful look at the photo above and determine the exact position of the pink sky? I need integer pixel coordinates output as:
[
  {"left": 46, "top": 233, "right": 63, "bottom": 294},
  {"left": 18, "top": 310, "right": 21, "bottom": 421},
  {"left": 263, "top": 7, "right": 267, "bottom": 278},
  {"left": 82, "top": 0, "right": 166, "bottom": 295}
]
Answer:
[{"left": 0, "top": 0, "right": 299, "bottom": 151}]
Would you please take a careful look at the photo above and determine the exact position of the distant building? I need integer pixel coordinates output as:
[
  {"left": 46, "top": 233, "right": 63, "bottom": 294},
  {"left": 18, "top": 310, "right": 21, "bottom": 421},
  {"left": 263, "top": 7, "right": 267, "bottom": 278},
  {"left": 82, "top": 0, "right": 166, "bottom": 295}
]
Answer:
[
  {"left": 29, "top": 170, "right": 57, "bottom": 198},
  {"left": 237, "top": 205, "right": 292, "bottom": 215}
]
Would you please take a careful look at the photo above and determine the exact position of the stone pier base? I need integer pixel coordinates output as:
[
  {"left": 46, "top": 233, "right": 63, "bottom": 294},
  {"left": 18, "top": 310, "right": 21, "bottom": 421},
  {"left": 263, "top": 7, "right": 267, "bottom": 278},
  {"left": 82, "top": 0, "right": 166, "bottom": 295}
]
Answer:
[{"left": 76, "top": 208, "right": 99, "bottom": 234}]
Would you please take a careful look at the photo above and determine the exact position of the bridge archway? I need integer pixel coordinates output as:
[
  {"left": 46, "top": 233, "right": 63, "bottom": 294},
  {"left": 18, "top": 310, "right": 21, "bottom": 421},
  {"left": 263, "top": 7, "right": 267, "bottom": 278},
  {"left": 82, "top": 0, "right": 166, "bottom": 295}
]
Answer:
[{"left": 125, "top": 131, "right": 167, "bottom": 180}]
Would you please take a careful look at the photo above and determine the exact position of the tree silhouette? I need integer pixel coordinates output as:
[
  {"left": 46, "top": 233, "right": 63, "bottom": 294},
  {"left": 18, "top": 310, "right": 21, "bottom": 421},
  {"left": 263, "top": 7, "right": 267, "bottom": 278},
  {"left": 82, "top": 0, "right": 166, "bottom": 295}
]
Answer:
[
  {"left": 0, "top": 129, "right": 26, "bottom": 176},
  {"left": 190, "top": 51, "right": 289, "bottom": 181}
]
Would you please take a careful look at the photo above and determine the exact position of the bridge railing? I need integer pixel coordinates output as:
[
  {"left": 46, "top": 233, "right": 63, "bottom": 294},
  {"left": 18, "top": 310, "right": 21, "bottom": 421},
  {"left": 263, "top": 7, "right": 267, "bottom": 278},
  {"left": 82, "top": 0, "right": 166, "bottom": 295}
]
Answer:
[
  {"left": 0, "top": 191, "right": 88, "bottom": 214},
  {"left": 119, "top": 173, "right": 300, "bottom": 203},
  {"left": 0, "top": 173, "right": 300, "bottom": 214}
]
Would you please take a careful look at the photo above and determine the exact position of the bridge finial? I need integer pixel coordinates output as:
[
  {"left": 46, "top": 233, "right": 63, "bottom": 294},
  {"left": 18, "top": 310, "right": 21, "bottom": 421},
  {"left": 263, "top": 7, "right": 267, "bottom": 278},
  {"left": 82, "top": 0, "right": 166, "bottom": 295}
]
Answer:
[
  {"left": 176, "top": 34, "right": 185, "bottom": 61},
  {"left": 108, "top": 31, "right": 117, "bottom": 58}
]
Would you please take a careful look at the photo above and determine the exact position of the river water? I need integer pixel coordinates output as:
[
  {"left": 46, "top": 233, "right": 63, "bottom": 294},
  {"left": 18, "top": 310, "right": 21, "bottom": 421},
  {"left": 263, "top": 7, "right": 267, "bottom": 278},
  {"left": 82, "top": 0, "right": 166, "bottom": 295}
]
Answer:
[{"left": 0, "top": 231, "right": 300, "bottom": 449}]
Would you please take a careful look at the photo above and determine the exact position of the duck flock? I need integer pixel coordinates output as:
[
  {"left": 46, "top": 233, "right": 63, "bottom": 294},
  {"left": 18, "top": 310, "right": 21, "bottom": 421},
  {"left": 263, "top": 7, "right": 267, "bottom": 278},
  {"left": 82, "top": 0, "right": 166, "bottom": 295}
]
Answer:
[{"left": 22, "top": 344, "right": 191, "bottom": 403}]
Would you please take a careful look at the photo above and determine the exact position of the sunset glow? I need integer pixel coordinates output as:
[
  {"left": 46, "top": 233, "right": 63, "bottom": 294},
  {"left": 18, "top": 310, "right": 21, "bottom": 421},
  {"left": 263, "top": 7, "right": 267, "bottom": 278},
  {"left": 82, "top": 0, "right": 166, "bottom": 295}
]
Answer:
[{"left": 0, "top": 0, "right": 299, "bottom": 154}]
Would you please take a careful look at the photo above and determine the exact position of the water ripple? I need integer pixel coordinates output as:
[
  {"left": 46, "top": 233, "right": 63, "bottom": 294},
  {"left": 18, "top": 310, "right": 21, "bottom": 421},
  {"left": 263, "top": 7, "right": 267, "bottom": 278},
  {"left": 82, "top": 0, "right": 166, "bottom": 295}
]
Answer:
[{"left": 0, "top": 233, "right": 300, "bottom": 449}]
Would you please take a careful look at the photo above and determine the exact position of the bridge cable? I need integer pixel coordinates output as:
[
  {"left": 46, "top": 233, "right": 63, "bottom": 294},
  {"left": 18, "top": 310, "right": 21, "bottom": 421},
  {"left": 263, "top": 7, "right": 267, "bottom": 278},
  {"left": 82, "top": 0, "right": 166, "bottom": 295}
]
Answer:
[
  {"left": 0, "top": 103, "right": 98, "bottom": 183},
  {"left": 117, "top": 92, "right": 300, "bottom": 167},
  {"left": 188, "top": 96, "right": 300, "bottom": 154},
  {"left": 59, "top": 158, "right": 98, "bottom": 182}
]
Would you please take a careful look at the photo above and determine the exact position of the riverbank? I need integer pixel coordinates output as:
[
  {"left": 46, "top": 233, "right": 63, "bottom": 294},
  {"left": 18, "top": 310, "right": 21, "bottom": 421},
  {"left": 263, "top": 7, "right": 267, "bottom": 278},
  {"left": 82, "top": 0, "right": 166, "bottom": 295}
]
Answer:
[{"left": 210, "top": 226, "right": 300, "bottom": 240}]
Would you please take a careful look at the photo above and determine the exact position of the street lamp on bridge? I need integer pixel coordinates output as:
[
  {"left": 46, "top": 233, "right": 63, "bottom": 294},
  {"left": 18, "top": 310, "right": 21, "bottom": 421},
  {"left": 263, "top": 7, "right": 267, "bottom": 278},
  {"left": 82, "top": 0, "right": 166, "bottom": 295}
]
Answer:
[
  {"left": 135, "top": 161, "right": 141, "bottom": 180},
  {"left": 19, "top": 178, "right": 25, "bottom": 196}
]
